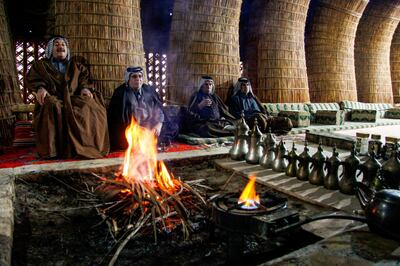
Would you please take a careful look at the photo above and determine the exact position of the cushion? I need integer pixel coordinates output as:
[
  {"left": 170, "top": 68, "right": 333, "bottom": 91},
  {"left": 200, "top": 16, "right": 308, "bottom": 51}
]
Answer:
[
  {"left": 385, "top": 108, "right": 400, "bottom": 119},
  {"left": 278, "top": 110, "right": 310, "bottom": 128},
  {"left": 177, "top": 134, "right": 234, "bottom": 145},
  {"left": 13, "top": 120, "right": 36, "bottom": 147},
  {"left": 315, "top": 110, "right": 345, "bottom": 125},
  {"left": 262, "top": 103, "right": 309, "bottom": 117},
  {"left": 340, "top": 100, "right": 392, "bottom": 120},
  {"left": 307, "top": 103, "right": 340, "bottom": 123},
  {"left": 351, "top": 109, "right": 377, "bottom": 122}
]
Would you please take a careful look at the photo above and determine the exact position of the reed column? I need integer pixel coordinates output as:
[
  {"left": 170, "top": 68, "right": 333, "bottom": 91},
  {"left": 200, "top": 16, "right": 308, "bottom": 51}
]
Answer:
[
  {"left": 53, "top": 0, "right": 146, "bottom": 101},
  {"left": 167, "top": 0, "right": 242, "bottom": 105},
  {"left": 306, "top": 0, "right": 368, "bottom": 103},
  {"left": 0, "top": 0, "right": 21, "bottom": 145},
  {"left": 257, "top": 0, "right": 310, "bottom": 103},
  {"left": 391, "top": 25, "right": 400, "bottom": 104},
  {"left": 242, "top": 0, "right": 265, "bottom": 94},
  {"left": 355, "top": 0, "right": 400, "bottom": 103}
]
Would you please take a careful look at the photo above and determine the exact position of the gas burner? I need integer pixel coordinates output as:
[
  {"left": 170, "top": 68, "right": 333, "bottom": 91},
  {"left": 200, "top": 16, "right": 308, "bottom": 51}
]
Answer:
[
  {"left": 213, "top": 191, "right": 287, "bottom": 216},
  {"left": 211, "top": 191, "right": 299, "bottom": 238},
  {"left": 211, "top": 191, "right": 301, "bottom": 264}
]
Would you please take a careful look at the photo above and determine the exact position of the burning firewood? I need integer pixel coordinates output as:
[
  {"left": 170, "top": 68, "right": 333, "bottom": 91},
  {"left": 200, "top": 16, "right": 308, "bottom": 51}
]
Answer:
[{"left": 93, "top": 118, "right": 208, "bottom": 265}]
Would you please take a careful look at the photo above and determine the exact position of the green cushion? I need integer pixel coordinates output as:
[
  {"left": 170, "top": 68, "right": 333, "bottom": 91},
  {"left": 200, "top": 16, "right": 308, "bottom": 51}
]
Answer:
[
  {"left": 263, "top": 103, "right": 310, "bottom": 116},
  {"left": 278, "top": 110, "right": 310, "bottom": 127},
  {"left": 177, "top": 134, "right": 235, "bottom": 145},
  {"left": 307, "top": 103, "right": 340, "bottom": 122},
  {"left": 351, "top": 109, "right": 377, "bottom": 122},
  {"left": 385, "top": 108, "right": 400, "bottom": 119},
  {"left": 314, "top": 110, "right": 345, "bottom": 125},
  {"left": 340, "top": 100, "right": 392, "bottom": 119}
]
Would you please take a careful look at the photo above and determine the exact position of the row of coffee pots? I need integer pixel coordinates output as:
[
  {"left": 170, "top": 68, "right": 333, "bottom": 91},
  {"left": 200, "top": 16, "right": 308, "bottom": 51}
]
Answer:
[{"left": 229, "top": 114, "right": 400, "bottom": 194}]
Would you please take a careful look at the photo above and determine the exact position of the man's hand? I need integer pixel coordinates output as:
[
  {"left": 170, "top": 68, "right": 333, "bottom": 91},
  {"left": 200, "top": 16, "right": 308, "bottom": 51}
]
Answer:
[
  {"left": 154, "top": 122, "right": 163, "bottom": 136},
  {"left": 198, "top": 98, "right": 212, "bottom": 109},
  {"left": 36, "top": 87, "right": 48, "bottom": 105},
  {"left": 81, "top": 88, "right": 93, "bottom": 99}
]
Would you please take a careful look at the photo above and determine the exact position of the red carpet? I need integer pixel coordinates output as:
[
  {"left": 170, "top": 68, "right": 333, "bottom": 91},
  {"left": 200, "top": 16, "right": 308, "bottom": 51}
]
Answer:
[{"left": 0, "top": 142, "right": 203, "bottom": 169}]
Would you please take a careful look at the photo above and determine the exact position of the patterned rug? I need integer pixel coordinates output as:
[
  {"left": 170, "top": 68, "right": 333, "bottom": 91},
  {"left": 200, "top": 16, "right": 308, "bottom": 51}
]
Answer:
[{"left": 0, "top": 142, "right": 204, "bottom": 169}]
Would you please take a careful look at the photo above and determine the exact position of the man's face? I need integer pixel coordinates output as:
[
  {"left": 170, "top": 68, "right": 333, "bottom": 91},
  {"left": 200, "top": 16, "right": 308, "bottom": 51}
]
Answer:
[
  {"left": 201, "top": 80, "right": 214, "bottom": 94},
  {"left": 240, "top": 82, "right": 250, "bottom": 94},
  {"left": 52, "top": 39, "right": 68, "bottom": 60},
  {"left": 128, "top": 72, "right": 143, "bottom": 90}
]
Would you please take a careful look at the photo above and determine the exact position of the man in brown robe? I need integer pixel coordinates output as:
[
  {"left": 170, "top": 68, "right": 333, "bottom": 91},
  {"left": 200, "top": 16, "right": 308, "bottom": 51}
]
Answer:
[{"left": 26, "top": 36, "right": 109, "bottom": 158}]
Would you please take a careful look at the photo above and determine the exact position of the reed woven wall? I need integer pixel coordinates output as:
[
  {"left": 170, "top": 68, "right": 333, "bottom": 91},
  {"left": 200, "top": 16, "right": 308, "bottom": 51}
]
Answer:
[
  {"left": 355, "top": 0, "right": 400, "bottom": 103},
  {"left": 53, "top": 0, "right": 146, "bottom": 101},
  {"left": 257, "top": 0, "right": 310, "bottom": 103},
  {"left": 306, "top": 0, "right": 368, "bottom": 103},
  {"left": 391, "top": 25, "right": 400, "bottom": 104},
  {"left": 0, "top": 0, "right": 21, "bottom": 145},
  {"left": 167, "top": 0, "right": 242, "bottom": 105}
]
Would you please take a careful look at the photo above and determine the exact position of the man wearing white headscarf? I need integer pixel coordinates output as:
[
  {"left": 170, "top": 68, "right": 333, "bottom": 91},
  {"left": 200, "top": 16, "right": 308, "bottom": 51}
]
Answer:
[
  {"left": 183, "top": 76, "right": 236, "bottom": 137},
  {"left": 227, "top": 77, "right": 292, "bottom": 134},
  {"left": 26, "top": 35, "right": 109, "bottom": 158},
  {"left": 107, "top": 66, "right": 178, "bottom": 150}
]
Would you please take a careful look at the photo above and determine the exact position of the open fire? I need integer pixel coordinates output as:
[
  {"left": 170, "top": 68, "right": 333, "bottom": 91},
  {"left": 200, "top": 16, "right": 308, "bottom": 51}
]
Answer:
[{"left": 95, "top": 118, "right": 207, "bottom": 264}]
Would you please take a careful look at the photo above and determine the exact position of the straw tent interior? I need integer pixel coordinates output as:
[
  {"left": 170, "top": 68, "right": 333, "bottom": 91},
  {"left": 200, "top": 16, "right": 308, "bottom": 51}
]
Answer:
[{"left": 2, "top": 0, "right": 400, "bottom": 145}]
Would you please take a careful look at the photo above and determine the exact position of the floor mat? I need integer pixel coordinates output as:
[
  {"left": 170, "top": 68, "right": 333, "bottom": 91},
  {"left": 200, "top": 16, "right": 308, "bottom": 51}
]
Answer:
[{"left": 0, "top": 142, "right": 203, "bottom": 169}]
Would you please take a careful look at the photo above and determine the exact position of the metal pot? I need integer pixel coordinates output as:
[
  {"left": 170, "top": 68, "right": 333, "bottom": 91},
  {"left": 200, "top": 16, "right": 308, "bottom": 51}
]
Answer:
[{"left": 356, "top": 182, "right": 400, "bottom": 241}]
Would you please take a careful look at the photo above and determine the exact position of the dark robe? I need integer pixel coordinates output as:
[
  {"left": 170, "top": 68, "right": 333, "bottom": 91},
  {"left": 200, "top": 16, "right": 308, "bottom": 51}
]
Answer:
[
  {"left": 182, "top": 90, "right": 236, "bottom": 137},
  {"left": 108, "top": 83, "right": 178, "bottom": 150},
  {"left": 227, "top": 87, "right": 293, "bottom": 134},
  {"left": 26, "top": 56, "right": 110, "bottom": 159}
]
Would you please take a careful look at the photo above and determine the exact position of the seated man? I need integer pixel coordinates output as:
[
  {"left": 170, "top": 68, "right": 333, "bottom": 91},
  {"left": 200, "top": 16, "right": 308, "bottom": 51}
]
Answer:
[
  {"left": 108, "top": 66, "right": 178, "bottom": 150},
  {"left": 26, "top": 35, "right": 109, "bottom": 159},
  {"left": 227, "top": 77, "right": 292, "bottom": 134},
  {"left": 182, "top": 76, "right": 236, "bottom": 137}
]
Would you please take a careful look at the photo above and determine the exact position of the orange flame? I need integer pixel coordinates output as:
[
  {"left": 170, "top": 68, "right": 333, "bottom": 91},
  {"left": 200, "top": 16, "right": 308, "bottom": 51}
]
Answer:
[
  {"left": 121, "top": 117, "right": 176, "bottom": 192},
  {"left": 238, "top": 176, "right": 260, "bottom": 209}
]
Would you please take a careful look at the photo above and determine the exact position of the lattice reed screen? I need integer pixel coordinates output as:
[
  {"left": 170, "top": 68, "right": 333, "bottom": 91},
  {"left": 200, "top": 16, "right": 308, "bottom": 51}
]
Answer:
[{"left": 15, "top": 41, "right": 46, "bottom": 104}]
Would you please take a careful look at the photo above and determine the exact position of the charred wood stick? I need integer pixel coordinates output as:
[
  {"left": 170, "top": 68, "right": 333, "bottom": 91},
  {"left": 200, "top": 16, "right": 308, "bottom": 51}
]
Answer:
[
  {"left": 108, "top": 213, "right": 152, "bottom": 266},
  {"left": 222, "top": 171, "right": 237, "bottom": 190}
]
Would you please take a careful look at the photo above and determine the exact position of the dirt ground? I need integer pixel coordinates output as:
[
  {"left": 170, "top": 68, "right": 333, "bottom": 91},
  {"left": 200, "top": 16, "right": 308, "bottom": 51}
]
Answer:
[{"left": 12, "top": 160, "right": 325, "bottom": 266}]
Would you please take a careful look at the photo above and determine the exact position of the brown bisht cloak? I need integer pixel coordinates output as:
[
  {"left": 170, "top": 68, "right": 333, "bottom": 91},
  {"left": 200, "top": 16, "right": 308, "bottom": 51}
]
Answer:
[{"left": 26, "top": 56, "right": 109, "bottom": 158}]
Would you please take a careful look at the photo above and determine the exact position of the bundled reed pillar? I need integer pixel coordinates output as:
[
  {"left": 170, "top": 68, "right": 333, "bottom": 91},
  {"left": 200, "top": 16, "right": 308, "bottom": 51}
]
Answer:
[
  {"left": 306, "top": 0, "right": 368, "bottom": 103},
  {"left": 167, "top": 0, "right": 242, "bottom": 105},
  {"left": 355, "top": 0, "right": 400, "bottom": 103},
  {"left": 0, "top": 0, "right": 21, "bottom": 145},
  {"left": 391, "top": 25, "right": 400, "bottom": 103},
  {"left": 242, "top": 0, "right": 266, "bottom": 94},
  {"left": 257, "top": 0, "right": 310, "bottom": 103},
  {"left": 53, "top": 0, "right": 146, "bottom": 101}
]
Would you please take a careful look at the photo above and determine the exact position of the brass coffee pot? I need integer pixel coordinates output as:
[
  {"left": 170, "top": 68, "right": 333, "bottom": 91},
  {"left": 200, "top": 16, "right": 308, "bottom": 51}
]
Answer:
[
  {"left": 245, "top": 118, "right": 264, "bottom": 164},
  {"left": 309, "top": 143, "right": 327, "bottom": 186},
  {"left": 230, "top": 112, "right": 249, "bottom": 161},
  {"left": 260, "top": 128, "right": 276, "bottom": 169},
  {"left": 324, "top": 145, "right": 341, "bottom": 190},
  {"left": 285, "top": 143, "right": 298, "bottom": 177},
  {"left": 296, "top": 142, "right": 312, "bottom": 181},
  {"left": 380, "top": 143, "right": 400, "bottom": 190},
  {"left": 339, "top": 144, "right": 360, "bottom": 195},
  {"left": 357, "top": 148, "right": 382, "bottom": 190},
  {"left": 272, "top": 139, "right": 288, "bottom": 172}
]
